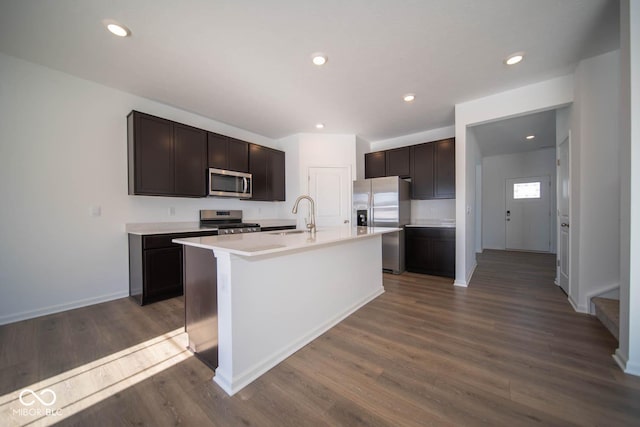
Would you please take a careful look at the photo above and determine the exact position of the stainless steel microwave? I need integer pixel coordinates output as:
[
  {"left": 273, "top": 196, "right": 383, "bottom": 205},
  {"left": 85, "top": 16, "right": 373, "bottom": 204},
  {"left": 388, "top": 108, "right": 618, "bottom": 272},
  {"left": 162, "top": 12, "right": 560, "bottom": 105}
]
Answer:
[{"left": 208, "top": 168, "right": 252, "bottom": 198}]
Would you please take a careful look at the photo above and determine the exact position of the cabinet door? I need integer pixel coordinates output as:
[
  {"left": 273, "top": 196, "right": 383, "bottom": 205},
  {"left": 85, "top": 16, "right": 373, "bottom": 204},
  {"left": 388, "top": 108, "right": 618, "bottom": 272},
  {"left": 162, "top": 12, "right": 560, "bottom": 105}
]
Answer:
[
  {"left": 132, "top": 112, "right": 174, "bottom": 195},
  {"left": 405, "top": 227, "right": 455, "bottom": 278},
  {"left": 207, "top": 132, "right": 228, "bottom": 170},
  {"left": 365, "top": 152, "right": 386, "bottom": 178},
  {"left": 405, "top": 229, "right": 429, "bottom": 272},
  {"left": 434, "top": 139, "right": 455, "bottom": 199},
  {"left": 249, "top": 144, "right": 269, "bottom": 200},
  {"left": 174, "top": 123, "right": 208, "bottom": 197},
  {"left": 143, "top": 247, "right": 183, "bottom": 301},
  {"left": 411, "top": 143, "right": 435, "bottom": 199},
  {"left": 270, "top": 149, "right": 286, "bottom": 201},
  {"left": 386, "top": 147, "right": 411, "bottom": 178},
  {"left": 228, "top": 137, "right": 249, "bottom": 172}
]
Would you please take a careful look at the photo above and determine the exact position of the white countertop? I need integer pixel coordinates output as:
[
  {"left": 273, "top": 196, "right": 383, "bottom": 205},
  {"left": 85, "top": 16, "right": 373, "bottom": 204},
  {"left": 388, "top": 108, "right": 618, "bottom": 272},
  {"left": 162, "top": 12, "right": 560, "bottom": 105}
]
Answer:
[
  {"left": 173, "top": 225, "right": 400, "bottom": 257},
  {"left": 126, "top": 219, "right": 296, "bottom": 235},
  {"left": 406, "top": 219, "right": 456, "bottom": 228}
]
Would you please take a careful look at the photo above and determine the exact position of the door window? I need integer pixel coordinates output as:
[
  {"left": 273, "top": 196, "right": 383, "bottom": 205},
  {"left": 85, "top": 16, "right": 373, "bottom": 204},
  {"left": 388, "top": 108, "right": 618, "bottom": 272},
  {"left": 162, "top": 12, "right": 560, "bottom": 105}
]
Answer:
[{"left": 513, "top": 182, "right": 541, "bottom": 199}]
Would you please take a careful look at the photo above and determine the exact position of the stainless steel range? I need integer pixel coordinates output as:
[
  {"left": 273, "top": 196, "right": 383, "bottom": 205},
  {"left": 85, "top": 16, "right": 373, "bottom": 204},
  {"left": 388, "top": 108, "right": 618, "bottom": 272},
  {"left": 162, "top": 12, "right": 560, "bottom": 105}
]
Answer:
[{"left": 199, "top": 210, "right": 261, "bottom": 235}]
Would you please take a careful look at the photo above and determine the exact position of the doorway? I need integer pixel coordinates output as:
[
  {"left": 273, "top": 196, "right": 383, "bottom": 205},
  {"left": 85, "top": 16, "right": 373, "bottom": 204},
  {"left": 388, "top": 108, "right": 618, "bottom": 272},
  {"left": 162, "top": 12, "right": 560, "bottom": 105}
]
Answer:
[
  {"left": 308, "top": 167, "right": 351, "bottom": 227},
  {"left": 505, "top": 175, "right": 551, "bottom": 252}
]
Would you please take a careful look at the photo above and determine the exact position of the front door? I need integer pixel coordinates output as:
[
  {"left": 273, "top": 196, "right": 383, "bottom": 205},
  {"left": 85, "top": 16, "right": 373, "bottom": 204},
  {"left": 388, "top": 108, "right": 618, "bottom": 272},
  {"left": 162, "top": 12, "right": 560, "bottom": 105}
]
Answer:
[
  {"left": 557, "top": 137, "right": 570, "bottom": 294},
  {"left": 308, "top": 167, "right": 351, "bottom": 227},
  {"left": 505, "top": 176, "right": 551, "bottom": 252}
]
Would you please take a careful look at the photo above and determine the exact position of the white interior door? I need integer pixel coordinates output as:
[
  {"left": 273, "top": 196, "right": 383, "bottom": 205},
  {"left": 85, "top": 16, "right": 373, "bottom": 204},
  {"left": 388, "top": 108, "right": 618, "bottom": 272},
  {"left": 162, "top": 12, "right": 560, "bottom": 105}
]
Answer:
[
  {"left": 557, "top": 138, "right": 570, "bottom": 294},
  {"left": 505, "top": 176, "right": 551, "bottom": 252},
  {"left": 308, "top": 167, "right": 351, "bottom": 227}
]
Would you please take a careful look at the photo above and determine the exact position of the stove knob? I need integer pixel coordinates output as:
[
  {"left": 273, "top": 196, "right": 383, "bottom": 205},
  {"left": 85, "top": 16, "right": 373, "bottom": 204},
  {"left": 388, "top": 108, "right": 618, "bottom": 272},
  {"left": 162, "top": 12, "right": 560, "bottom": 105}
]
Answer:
[{"left": 230, "top": 229, "right": 235, "bottom": 234}]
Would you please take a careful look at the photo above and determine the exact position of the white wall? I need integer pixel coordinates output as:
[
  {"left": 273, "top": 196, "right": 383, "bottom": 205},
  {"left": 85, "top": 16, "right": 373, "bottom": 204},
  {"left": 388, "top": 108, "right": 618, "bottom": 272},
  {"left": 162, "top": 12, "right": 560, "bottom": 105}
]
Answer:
[
  {"left": 369, "top": 126, "right": 455, "bottom": 152},
  {"left": 616, "top": 0, "right": 640, "bottom": 376},
  {"left": 482, "top": 148, "right": 557, "bottom": 252},
  {"left": 282, "top": 133, "right": 357, "bottom": 228},
  {"left": 0, "top": 53, "right": 286, "bottom": 324},
  {"left": 556, "top": 107, "right": 571, "bottom": 143},
  {"left": 454, "top": 74, "right": 574, "bottom": 286},
  {"left": 475, "top": 164, "right": 483, "bottom": 253},
  {"left": 464, "top": 129, "right": 481, "bottom": 282},
  {"left": 570, "top": 49, "right": 621, "bottom": 312},
  {"left": 355, "top": 136, "right": 370, "bottom": 180}
]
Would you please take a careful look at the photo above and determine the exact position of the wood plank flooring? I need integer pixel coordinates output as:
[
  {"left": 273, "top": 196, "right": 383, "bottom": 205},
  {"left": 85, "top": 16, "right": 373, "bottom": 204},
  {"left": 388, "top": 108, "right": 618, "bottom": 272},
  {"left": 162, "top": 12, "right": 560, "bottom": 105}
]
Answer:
[{"left": 2, "top": 249, "right": 640, "bottom": 426}]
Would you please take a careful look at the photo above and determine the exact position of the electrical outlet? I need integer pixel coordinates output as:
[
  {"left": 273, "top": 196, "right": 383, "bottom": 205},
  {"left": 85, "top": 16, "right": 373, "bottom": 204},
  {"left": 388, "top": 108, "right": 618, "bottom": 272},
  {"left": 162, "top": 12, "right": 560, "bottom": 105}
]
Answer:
[
  {"left": 90, "top": 206, "right": 102, "bottom": 217},
  {"left": 168, "top": 207, "right": 176, "bottom": 216}
]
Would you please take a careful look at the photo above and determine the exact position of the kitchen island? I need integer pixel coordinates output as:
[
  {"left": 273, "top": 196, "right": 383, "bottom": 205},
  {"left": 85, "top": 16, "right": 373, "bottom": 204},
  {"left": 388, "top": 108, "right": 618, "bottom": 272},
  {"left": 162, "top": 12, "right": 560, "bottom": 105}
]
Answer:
[{"left": 173, "top": 225, "right": 399, "bottom": 396}]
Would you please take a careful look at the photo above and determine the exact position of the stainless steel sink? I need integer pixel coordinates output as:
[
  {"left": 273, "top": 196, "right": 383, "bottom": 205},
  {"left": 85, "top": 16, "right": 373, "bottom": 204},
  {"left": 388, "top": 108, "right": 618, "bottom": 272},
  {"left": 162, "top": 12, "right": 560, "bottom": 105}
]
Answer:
[{"left": 268, "top": 229, "right": 306, "bottom": 236}]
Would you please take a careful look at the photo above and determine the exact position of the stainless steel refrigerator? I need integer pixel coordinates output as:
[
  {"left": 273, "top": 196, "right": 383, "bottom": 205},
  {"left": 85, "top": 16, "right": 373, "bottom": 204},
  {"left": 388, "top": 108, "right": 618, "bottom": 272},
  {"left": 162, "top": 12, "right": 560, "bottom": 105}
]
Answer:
[{"left": 353, "top": 176, "right": 411, "bottom": 274}]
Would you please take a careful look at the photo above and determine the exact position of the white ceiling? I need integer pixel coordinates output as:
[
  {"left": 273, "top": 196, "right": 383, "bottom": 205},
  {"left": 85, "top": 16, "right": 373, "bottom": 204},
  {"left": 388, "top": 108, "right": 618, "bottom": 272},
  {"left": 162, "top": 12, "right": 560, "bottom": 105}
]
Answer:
[
  {"left": 0, "top": 0, "right": 619, "bottom": 141},
  {"left": 471, "top": 110, "right": 557, "bottom": 157}
]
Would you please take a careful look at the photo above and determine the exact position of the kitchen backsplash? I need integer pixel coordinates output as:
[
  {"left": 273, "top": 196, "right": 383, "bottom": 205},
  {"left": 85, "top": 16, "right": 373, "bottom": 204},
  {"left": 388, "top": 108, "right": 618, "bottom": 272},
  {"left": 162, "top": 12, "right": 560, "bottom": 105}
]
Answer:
[{"left": 411, "top": 199, "right": 455, "bottom": 221}]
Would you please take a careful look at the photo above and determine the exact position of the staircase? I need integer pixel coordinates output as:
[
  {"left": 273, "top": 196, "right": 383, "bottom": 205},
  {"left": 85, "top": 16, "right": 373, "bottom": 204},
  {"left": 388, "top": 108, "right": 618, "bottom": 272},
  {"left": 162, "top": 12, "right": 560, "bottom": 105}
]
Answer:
[{"left": 592, "top": 297, "right": 619, "bottom": 341}]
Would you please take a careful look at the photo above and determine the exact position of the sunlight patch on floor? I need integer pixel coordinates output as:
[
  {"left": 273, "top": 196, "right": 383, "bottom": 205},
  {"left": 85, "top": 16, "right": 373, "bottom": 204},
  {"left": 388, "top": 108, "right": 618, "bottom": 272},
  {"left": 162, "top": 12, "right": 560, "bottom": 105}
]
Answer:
[{"left": 0, "top": 328, "right": 191, "bottom": 426}]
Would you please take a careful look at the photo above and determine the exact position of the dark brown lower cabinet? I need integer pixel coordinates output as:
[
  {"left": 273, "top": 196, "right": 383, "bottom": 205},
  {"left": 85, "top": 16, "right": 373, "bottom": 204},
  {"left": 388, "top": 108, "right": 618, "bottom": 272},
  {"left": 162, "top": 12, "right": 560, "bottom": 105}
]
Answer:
[
  {"left": 405, "top": 227, "right": 455, "bottom": 278},
  {"left": 129, "top": 231, "right": 218, "bottom": 305}
]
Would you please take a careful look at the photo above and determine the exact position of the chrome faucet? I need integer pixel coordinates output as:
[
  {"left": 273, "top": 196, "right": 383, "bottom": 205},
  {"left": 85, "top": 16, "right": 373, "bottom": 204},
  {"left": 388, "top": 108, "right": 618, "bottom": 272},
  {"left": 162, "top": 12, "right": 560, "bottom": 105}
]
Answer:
[{"left": 292, "top": 195, "right": 316, "bottom": 235}]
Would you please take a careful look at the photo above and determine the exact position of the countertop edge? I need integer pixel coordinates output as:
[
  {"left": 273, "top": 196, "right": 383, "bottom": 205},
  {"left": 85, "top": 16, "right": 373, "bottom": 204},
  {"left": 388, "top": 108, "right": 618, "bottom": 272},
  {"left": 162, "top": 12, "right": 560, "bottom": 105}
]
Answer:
[{"left": 174, "top": 227, "right": 400, "bottom": 257}]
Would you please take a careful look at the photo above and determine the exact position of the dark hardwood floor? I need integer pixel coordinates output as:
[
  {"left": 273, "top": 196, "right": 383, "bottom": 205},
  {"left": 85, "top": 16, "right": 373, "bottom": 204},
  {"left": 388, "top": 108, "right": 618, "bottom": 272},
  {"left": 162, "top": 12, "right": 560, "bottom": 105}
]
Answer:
[{"left": 2, "top": 249, "right": 639, "bottom": 426}]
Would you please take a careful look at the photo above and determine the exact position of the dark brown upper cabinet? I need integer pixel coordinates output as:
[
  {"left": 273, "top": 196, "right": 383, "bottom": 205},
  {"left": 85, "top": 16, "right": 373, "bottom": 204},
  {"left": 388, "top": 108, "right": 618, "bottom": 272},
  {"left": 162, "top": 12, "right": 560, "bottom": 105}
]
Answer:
[
  {"left": 249, "top": 144, "right": 285, "bottom": 201},
  {"left": 365, "top": 151, "right": 386, "bottom": 178},
  {"left": 434, "top": 138, "right": 455, "bottom": 199},
  {"left": 385, "top": 146, "right": 411, "bottom": 178},
  {"left": 174, "top": 123, "right": 208, "bottom": 197},
  {"left": 411, "top": 142, "right": 435, "bottom": 199},
  {"left": 207, "top": 132, "right": 249, "bottom": 173},
  {"left": 128, "top": 111, "right": 207, "bottom": 197},
  {"left": 411, "top": 138, "right": 455, "bottom": 200}
]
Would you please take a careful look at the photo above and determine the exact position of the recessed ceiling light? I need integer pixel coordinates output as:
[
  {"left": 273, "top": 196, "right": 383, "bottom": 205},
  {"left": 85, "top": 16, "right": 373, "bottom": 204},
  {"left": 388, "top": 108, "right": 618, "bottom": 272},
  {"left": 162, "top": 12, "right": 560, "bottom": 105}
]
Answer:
[
  {"left": 403, "top": 94, "right": 416, "bottom": 102},
  {"left": 103, "top": 19, "right": 131, "bottom": 37},
  {"left": 505, "top": 53, "right": 524, "bottom": 65},
  {"left": 526, "top": 135, "right": 535, "bottom": 140},
  {"left": 311, "top": 53, "right": 327, "bottom": 66},
  {"left": 315, "top": 123, "right": 325, "bottom": 129}
]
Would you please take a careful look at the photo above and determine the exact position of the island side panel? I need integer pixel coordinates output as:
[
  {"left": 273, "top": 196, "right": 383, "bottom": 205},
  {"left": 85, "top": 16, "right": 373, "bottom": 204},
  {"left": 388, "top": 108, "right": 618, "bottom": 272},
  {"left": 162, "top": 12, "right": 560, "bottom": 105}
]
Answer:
[
  {"left": 183, "top": 245, "right": 218, "bottom": 370},
  {"left": 213, "top": 235, "right": 384, "bottom": 396}
]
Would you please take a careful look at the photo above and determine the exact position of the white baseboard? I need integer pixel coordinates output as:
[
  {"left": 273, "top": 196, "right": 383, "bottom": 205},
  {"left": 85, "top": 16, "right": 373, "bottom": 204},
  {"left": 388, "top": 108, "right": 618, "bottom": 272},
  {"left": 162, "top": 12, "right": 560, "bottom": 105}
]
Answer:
[
  {"left": 0, "top": 290, "right": 130, "bottom": 325},
  {"left": 613, "top": 349, "right": 640, "bottom": 377},
  {"left": 613, "top": 349, "right": 628, "bottom": 372},
  {"left": 454, "top": 261, "right": 477, "bottom": 287},
  {"left": 568, "top": 295, "right": 588, "bottom": 313},
  {"left": 214, "top": 287, "right": 385, "bottom": 396}
]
